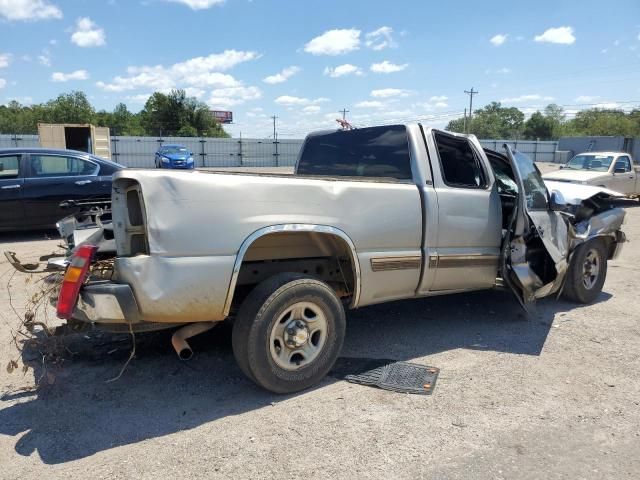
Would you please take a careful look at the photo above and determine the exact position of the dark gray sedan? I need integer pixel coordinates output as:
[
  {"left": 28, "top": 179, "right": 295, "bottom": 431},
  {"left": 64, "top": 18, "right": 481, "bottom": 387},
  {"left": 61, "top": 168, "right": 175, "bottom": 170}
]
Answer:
[{"left": 0, "top": 148, "right": 123, "bottom": 231}]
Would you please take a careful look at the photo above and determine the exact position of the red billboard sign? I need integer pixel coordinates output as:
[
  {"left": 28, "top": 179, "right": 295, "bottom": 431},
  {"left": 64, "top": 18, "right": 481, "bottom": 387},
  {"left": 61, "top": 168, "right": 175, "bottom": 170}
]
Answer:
[{"left": 210, "top": 110, "right": 233, "bottom": 124}]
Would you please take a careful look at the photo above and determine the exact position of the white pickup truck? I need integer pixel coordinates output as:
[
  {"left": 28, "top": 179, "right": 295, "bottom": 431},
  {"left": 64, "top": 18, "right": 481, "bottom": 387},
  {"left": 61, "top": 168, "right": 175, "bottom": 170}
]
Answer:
[
  {"left": 49, "top": 124, "right": 626, "bottom": 393},
  {"left": 542, "top": 151, "right": 640, "bottom": 196}
]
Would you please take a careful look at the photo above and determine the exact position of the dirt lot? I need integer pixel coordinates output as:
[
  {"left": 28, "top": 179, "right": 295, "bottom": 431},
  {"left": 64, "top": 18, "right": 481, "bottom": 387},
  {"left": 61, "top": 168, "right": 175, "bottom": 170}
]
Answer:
[{"left": 1, "top": 176, "right": 639, "bottom": 479}]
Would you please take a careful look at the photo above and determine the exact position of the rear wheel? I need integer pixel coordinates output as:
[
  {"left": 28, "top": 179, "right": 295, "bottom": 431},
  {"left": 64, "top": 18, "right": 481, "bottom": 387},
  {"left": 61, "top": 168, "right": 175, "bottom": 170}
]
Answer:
[
  {"left": 232, "top": 273, "right": 346, "bottom": 394},
  {"left": 563, "top": 239, "right": 608, "bottom": 304}
]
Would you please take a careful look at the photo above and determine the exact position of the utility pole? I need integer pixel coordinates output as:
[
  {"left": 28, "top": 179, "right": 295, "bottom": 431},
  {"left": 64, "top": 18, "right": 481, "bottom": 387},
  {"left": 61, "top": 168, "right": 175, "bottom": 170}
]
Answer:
[
  {"left": 463, "top": 108, "right": 467, "bottom": 134},
  {"left": 271, "top": 115, "right": 279, "bottom": 166},
  {"left": 339, "top": 108, "right": 349, "bottom": 121},
  {"left": 464, "top": 88, "right": 478, "bottom": 132}
]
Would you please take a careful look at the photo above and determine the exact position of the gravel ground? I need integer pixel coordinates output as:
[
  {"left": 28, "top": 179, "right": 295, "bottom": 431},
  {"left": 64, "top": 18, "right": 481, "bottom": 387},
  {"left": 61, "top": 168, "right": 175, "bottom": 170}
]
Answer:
[{"left": 0, "top": 168, "right": 639, "bottom": 479}]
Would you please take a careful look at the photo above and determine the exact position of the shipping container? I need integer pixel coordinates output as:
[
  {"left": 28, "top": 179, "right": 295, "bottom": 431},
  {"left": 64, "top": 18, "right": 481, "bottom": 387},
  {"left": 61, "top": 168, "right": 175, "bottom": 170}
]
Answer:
[{"left": 37, "top": 123, "right": 112, "bottom": 160}]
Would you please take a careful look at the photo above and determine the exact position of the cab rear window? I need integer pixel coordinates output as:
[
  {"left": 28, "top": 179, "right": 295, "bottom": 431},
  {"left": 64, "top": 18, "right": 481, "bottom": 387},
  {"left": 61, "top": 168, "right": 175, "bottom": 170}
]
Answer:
[{"left": 297, "top": 125, "right": 412, "bottom": 180}]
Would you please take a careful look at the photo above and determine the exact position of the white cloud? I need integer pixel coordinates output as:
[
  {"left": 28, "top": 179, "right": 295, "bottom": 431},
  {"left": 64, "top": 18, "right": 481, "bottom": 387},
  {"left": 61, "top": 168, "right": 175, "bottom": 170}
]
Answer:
[
  {"left": 0, "top": 53, "right": 12, "bottom": 68},
  {"left": 208, "top": 85, "right": 261, "bottom": 108},
  {"left": 304, "top": 28, "right": 360, "bottom": 55},
  {"left": 0, "top": 78, "right": 6, "bottom": 89},
  {"left": 37, "top": 51, "right": 51, "bottom": 66},
  {"left": 302, "top": 105, "right": 321, "bottom": 114},
  {"left": 51, "top": 69, "right": 89, "bottom": 82},
  {"left": 274, "top": 95, "right": 328, "bottom": 106},
  {"left": 415, "top": 95, "right": 449, "bottom": 111},
  {"left": 125, "top": 93, "right": 152, "bottom": 104},
  {"left": 490, "top": 34, "right": 507, "bottom": 46},
  {"left": 356, "top": 100, "right": 384, "bottom": 108},
  {"left": 370, "top": 88, "right": 410, "bottom": 98},
  {"left": 370, "top": 60, "right": 408, "bottom": 73},
  {"left": 165, "top": 0, "right": 224, "bottom": 9},
  {"left": 263, "top": 66, "right": 300, "bottom": 84},
  {"left": 574, "top": 95, "right": 599, "bottom": 103},
  {"left": 323, "top": 63, "right": 363, "bottom": 78},
  {"left": 0, "top": 0, "right": 62, "bottom": 21},
  {"left": 96, "top": 50, "right": 259, "bottom": 92},
  {"left": 500, "top": 94, "right": 554, "bottom": 103},
  {"left": 534, "top": 26, "right": 575, "bottom": 45},
  {"left": 71, "top": 17, "right": 106, "bottom": 47},
  {"left": 365, "top": 26, "right": 396, "bottom": 50}
]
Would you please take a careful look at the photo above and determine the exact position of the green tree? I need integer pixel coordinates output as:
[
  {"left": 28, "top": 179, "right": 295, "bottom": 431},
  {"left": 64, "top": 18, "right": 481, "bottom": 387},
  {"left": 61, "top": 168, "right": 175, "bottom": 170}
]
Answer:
[
  {"left": 446, "top": 102, "right": 524, "bottom": 139},
  {"left": 140, "top": 89, "right": 229, "bottom": 137},
  {"left": 46, "top": 91, "right": 95, "bottom": 124}
]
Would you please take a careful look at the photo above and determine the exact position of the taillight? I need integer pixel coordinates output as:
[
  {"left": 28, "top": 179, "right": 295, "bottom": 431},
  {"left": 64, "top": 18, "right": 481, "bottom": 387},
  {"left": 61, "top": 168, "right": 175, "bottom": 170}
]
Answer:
[{"left": 56, "top": 244, "right": 98, "bottom": 320}]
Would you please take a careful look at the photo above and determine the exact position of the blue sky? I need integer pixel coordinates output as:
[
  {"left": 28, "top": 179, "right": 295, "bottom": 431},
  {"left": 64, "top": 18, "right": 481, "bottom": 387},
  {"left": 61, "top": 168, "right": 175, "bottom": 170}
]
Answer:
[{"left": 1, "top": 0, "right": 639, "bottom": 137}]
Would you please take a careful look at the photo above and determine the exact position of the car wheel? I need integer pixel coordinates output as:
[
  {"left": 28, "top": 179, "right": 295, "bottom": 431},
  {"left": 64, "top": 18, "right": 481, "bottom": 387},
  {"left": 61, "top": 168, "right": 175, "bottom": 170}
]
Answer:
[
  {"left": 232, "top": 272, "right": 346, "bottom": 394},
  {"left": 563, "top": 239, "right": 608, "bottom": 304}
]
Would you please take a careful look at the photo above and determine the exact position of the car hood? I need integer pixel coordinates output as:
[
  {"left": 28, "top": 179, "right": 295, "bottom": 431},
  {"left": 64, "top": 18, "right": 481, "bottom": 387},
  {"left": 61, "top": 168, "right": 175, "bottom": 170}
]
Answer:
[
  {"left": 544, "top": 180, "right": 623, "bottom": 205},
  {"left": 163, "top": 153, "right": 190, "bottom": 160},
  {"left": 541, "top": 168, "right": 608, "bottom": 182}
]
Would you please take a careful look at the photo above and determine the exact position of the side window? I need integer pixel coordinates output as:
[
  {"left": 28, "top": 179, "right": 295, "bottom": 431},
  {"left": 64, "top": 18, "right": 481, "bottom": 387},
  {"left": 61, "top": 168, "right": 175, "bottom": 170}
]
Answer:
[
  {"left": 29, "top": 155, "right": 98, "bottom": 177},
  {"left": 296, "top": 125, "right": 412, "bottom": 180},
  {"left": 615, "top": 156, "right": 631, "bottom": 172},
  {"left": 511, "top": 150, "right": 549, "bottom": 210},
  {"left": 433, "top": 132, "right": 486, "bottom": 188},
  {"left": 0, "top": 155, "right": 21, "bottom": 179}
]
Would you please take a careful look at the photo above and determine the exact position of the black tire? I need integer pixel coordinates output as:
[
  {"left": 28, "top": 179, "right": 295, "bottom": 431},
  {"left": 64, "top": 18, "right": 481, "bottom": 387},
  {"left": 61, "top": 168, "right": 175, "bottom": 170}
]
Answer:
[
  {"left": 232, "top": 273, "right": 346, "bottom": 394},
  {"left": 563, "top": 239, "right": 608, "bottom": 304}
]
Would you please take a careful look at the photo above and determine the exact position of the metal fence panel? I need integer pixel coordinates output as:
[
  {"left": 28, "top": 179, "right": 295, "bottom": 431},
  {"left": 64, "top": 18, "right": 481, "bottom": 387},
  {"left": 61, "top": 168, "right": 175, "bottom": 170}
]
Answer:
[
  {"left": 0, "top": 134, "right": 40, "bottom": 149},
  {"left": 0, "top": 134, "right": 557, "bottom": 166}
]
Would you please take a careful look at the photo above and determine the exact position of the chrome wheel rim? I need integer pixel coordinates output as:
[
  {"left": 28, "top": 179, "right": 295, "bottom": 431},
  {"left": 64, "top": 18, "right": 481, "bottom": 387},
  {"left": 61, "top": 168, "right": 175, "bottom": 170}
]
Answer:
[
  {"left": 582, "top": 249, "right": 600, "bottom": 290},
  {"left": 269, "top": 301, "right": 328, "bottom": 371}
]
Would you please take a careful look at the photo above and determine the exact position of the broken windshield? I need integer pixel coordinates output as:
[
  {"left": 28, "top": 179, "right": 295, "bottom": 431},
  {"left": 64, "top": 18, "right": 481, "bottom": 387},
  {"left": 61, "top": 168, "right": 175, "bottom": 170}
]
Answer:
[{"left": 566, "top": 154, "right": 614, "bottom": 172}]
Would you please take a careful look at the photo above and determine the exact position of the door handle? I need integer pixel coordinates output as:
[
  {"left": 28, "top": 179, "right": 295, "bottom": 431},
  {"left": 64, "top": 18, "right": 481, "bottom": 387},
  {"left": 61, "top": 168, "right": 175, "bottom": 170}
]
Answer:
[
  {"left": 1, "top": 184, "right": 21, "bottom": 189},
  {"left": 75, "top": 180, "right": 93, "bottom": 185},
  {"left": 629, "top": 176, "right": 634, "bottom": 179}
]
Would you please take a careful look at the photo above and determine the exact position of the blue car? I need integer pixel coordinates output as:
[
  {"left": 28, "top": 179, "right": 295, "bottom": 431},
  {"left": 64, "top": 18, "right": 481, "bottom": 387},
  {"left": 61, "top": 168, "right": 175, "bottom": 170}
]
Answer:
[{"left": 154, "top": 144, "right": 195, "bottom": 169}]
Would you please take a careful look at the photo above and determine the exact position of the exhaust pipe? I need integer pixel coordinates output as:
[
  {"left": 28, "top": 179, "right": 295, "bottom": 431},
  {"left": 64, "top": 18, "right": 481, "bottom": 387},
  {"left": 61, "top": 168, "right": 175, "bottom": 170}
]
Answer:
[{"left": 171, "top": 322, "right": 218, "bottom": 360}]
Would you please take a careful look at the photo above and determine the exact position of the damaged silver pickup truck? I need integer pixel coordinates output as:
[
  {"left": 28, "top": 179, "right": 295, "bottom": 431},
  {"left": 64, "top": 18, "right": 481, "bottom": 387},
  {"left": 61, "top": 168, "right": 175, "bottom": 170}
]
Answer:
[{"left": 18, "top": 124, "right": 627, "bottom": 393}]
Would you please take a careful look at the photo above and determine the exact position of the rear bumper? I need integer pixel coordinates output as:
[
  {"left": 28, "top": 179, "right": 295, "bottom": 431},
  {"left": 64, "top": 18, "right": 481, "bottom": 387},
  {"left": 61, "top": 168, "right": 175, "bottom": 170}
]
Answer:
[{"left": 73, "top": 282, "right": 142, "bottom": 324}]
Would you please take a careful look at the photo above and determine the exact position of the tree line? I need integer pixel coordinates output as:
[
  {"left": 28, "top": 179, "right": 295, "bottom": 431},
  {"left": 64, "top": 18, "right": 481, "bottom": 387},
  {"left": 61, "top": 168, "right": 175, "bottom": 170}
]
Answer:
[
  {"left": 0, "top": 90, "right": 230, "bottom": 138},
  {"left": 445, "top": 102, "right": 640, "bottom": 140}
]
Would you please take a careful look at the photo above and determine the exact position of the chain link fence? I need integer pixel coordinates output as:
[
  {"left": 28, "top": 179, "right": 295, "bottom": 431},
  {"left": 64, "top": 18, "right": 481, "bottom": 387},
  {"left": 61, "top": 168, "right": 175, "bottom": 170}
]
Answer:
[{"left": 0, "top": 134, "right": 559, "bottom": 166}]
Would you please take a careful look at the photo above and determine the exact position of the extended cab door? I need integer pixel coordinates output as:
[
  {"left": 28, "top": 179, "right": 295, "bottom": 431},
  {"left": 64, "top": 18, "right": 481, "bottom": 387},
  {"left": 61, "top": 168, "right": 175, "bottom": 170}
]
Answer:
[
  {"left": 502, "top": 146, "right": 568, "bottom": 306},
  {"left": 418, "top": 129, "right": 502, "bottom": 292}
]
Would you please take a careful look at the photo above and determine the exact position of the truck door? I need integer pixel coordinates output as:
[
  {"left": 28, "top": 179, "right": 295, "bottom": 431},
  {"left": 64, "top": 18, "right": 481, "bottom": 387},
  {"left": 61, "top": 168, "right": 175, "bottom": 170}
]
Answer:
[
  {"left": 0, "top": 153, "right": 25, "bottom": 229},
  {"left": 610, "top": 155, "right": 635, "bottom": 194},
  {"left": 502, "top": 145, "right": 568, "bottom": 307},
  {"left": 420, "top": 129, "right": 502, "bottom": 292}
]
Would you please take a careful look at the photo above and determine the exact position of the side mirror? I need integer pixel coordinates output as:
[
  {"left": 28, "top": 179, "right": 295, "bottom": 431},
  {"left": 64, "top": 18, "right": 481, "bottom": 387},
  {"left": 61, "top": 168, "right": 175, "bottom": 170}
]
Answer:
[
  {"left": 559, "top": 165, "right": 564, "bottom": 169},
  {"left": 614, "top": 167, "right": 626, "bottom": 174},
  {"left": 550, "top": 190, "right": 567, "bottom": 211}
]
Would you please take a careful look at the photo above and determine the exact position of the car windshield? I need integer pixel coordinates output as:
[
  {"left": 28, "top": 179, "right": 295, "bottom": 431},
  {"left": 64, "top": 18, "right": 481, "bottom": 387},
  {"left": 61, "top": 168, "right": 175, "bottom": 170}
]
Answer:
[
  {"left": 163, "top": 146, "right": 188, "bottom": 154},
  {"left": 566, "top": 154, "right": 614, "bottom": 172}
]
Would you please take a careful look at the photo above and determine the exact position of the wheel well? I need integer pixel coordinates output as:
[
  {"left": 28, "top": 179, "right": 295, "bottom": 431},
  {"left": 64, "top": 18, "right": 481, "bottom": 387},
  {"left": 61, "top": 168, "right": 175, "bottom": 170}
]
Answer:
[{"left": 228, "top": 231, "right": 358, "bottom": 314}]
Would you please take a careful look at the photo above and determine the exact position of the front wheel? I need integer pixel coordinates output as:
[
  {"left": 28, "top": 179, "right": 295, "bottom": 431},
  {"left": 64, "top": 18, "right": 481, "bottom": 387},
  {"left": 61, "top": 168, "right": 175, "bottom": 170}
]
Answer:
[
  {"left": 563, "top": 239, "right": 608, "bottom": 304},
  {"left": 232, "top": 273, "right": 346, "bottom": 394}
]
